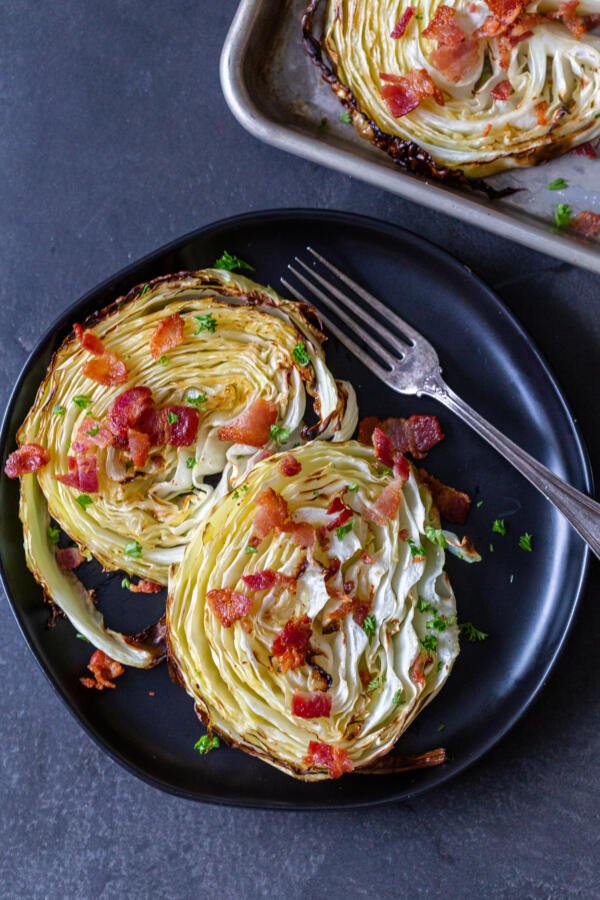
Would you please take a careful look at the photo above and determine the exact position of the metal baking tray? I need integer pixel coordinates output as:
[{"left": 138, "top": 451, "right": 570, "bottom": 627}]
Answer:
[{"left": 220, "top": 0, "right": 600, "bottom": 273}]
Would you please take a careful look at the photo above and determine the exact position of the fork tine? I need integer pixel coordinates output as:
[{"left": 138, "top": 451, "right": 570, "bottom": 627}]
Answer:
[
  {"left": 306, "top": 246, "right": 423, "bottom": 345},
  {"left": 280, "top": 277, "right": 390, "bottom": 382},
  {"left": 294, "top": 257, "right": 410, "bottom": 356},
  {"left": 287, "top": 264, "right": 399, "bottom": 370}
]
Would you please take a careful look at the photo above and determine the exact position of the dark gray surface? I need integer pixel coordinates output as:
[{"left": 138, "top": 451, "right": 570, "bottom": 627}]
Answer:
[{"left": 1, "top": 2, "right": 599, "bottom": 897}]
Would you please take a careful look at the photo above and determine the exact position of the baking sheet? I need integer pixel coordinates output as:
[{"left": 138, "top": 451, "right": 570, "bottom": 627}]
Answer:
[{"left": 221, "top": 0, "right": 600, "bottom": 273}]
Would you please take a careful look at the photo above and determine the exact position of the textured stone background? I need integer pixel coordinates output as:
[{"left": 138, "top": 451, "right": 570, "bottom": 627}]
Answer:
[{"left": 1, "top": 2, "right": 599, "bottom": 897}]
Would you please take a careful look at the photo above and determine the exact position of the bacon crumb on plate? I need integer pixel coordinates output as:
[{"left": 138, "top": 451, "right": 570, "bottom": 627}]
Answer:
[
  {"left": 80, "top": 650, "right": 125, "bottom": 690},
  {"left": 304, "top": 741, "right": 353, "bottom": 778},
  {"left": 391, "top": 6, "right": 415, "bottom": 38},
  {"left": 416, "top": 467, "right": 472, "bottom": 524},
  {"left": 570, "top": 210, "right": 600, "bottom": 237},
  {"left": 56, "top": 547, "right": 84, "bottom": 570}
]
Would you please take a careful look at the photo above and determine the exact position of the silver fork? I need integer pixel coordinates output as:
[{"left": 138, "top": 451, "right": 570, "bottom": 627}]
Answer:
[{"left": 281, "top": 247, "right": 600, "bottom": 561}]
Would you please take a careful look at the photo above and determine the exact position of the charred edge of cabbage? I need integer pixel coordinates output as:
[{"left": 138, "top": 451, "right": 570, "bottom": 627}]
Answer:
[{"left": 301, "top": 0, "right": 519, "bottom": 198}]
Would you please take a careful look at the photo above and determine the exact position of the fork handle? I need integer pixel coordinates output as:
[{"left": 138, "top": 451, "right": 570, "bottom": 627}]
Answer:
[{"left": 428, "top": 381, "right": 600, "bottom": 560}]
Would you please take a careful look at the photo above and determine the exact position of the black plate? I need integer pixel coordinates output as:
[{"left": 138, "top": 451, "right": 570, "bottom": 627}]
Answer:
[{"left": 0, "top": 209, "right": 591, "bottom": 809}]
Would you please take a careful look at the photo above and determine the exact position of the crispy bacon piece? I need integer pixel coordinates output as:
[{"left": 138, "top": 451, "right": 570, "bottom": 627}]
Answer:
[
  {"left": 292, "top": 691, "right": 332, "bottom": 719},
  {"left": 4, "top": 443, "right": 50, "bottom": 478},
  {"left": 365, "top": 477, "right": 405, "bottom": 526},
  {"left": 127, "top": 579, "right": 162, "bottom": 593},
  {"left": 572, "top": 141, "right": 598, "bottom": 159},
  {"left": 107, "top": 387, "right": 153, "bottom": 441},
  {"left": 166, "top": 406, "right": 199, "bottom": 447},
  {"left": 149, "top": 313, "right": 185, "bottom": 359},
  {"left": 279, "top": 454, "right": 302, "bottom": 476},
  {"left": 548, "top": 0, "right": 586, "bottom": 38},
  {"left": 83, "top": 353, "right": 128, "bottom": 387},
  {"left": 416, "top": 467, "right": 471, "bottom": 524},
  {"left": 206, "top": 587, "right": 253, "bottom": 628},
  {"left": 327, "top": 505, "right": 353, "bottom": 533},
  {"left": 422, "top": 6, "right": 479, "bottom": 82},
  {"left": 242, "top": 569, "right": 296, "bottom": 592},
  {"left": 372, "top": 427, "right": 395, "bottom": 469},
  {"left": 272, "top": 615, "right": 312, "bottom": 672},
  {"left": 423, "top": 5, "right": 465, "bottom": 45},
  {"left": 285, "top": 521, "right": 317, "bottom": 548},
  {"left": 325, "top": 587, "right": 372, "bottom": 629},
  {"left": 491, "top": 79, "right": 511, "bottom": 100},
  {"left": 380, "top": 69, "right": 444, "bottom": 118},
  {"left": 74, "top": 323, "right": 105, "bottom": 356},
  {"left": 56, "top": 546, "right": 84, "bottom": 570},
  {"left": 127, "top": 428, "right": 151, "bottom": 467},
  {"left": 56, "top": 454, "right": 99, "bottom": 493},
  {"left": 217, "top": 399, "right": 278, "bottom": 447},
  {"left": 304, "top": 741, "right": 353, "bottom": 778},
  {"left": 138, "top": 406, "right": 168, "bottom": 447},
  {"left": 253, "top": 487, "right": 290, "bottom": 539},
  {"left": 80, "top": 650, "right": 125, "bottom": 690},
  {"left": 360, "top": 415, "right": 444, "bottom": 459},
  {"left": 410, "top": 650, "right": 432, "bottom": 686},
  {"left": 77, "top": 417, "right": 114, "bottom": 450},
  {"left": 535, "top": 101, "right": 549, "bottom": 126},
  {"left": 360, "top": 551, "right": 374, "bottom": 565},
  {"left": 477, "top": 0, "right": 525, "bottom": 36},
  {"left": 571, "top": 211, "right": 600, "bottom": 237},
  {"left": 391, "top": 6, "right": 415, "bottom": 37}
]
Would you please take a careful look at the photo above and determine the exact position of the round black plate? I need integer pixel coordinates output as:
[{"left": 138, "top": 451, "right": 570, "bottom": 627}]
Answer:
[{"left": 0, "top": 209, "right": 591, "bottom": 809}]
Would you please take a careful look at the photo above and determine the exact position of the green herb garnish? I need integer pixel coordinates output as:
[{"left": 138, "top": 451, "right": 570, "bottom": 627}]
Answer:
[
  {"left": 48, "top": 525, "right": 60, "bottom": 544},
  {"left": 425, "top": 526, "right": 447, "bottom": 548},
  {"left": 459, "top": 621, "right": 489, "bottom": 642},
  {"left": 185, "top": 392, "right": 207, "bottom": 407},
  {"left": 53, "top": 405, "right": 66, "bottom": 416},
  {"left": 193, "top": 313, "right": 217, "bottom": 334},
  {"left": 340, "top": 111, "right": 351, "bottom": 124},
  {"left": 75, "top": 494, "right": 93, "bottom": 510},
  {"left": 393, "top": 689, "right": 406, "bottom": 705},
  {"left": 139, "top": 283, "right": 151, "bottom": 297},
  {"left": 476, "top": 499, "right": 484, "bottom": 508},
  {"left": 158, "top": 355, "right": 168, "bottom": 365},
  {"left": 269, "top": 424, "right": 290, "bottom": 446},
  {"left": 292, "top": 341, "right": 311, "bottom": 366},
  {"left": 553, "top": 203, "right": 573, "bottom": 229},
  {"left": 407, "top": 537, "right": 426, "bottom": 558},
  {"left": 367, "top": 676, "right": 382, "bottom": 692},
  {"left": 76, "top": 633, "right": 90, "bottom": 643},
  {"left": 548, "top": 178, "right": 568, "bottom": 191},
  {"left": 186, "top": 457, "right": 196, "bottom": 469},
  {"left": 213, "top": 250, "right": 254, "bottom": 272},
  {"left": 426, "top": 613, "right": 455, "bottom": 632},
  {"left": 363, "top": 614, "right": 376, "bottom": 638},
  {"left": 194, "top": 734, "right": 220, "bottom": 754},
  {"left": 417, "top": 596, "right": 434, "bottom": 613},
  {"left": 335, "top": 519, "right": 354, "bottom": 540},
  {"left": 73, "top": 395, "right": 91, "bottom": 409},
  {"left": 492, "top": 518, "right": 507, "bottom": 535},
  {"left": 518, "top": 532, "right": 533, "bottom": 552},
  {"left": 421, "top": 634, "right": 438, "bottom": 652},
  {"left": 437, "top": 723, "right": 446, "bottom": 732},
  {"left": 167, "top": 411, "right": 179, "bottom": 425},
  {"left": 121, "top": 577, "right": 131, "bottom": 590},
  {"left": 346, "top": 482, "right": 359, "bottom": 492},
  {"left": 245, "top": 545, "right": 258, "bottom": 554},
  {"left": 86, "top": 424, "right": 100, "bottom": 437},
  {"left": 124, "top": 540, "right": 142, "bottom": 558},
  {"left": 489, "top": 543, "right": 494, "bottom": 553}
]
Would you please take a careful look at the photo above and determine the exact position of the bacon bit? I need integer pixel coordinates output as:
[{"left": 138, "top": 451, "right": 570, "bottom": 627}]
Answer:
[
  {"left": 399, "top": 527, "right": 409, "bottom": 541},
  {"left": 477, "top": 0, "right": 525, "bottom": 36},
  {"left": 128, "top": 579, "right": 162, "bottom": 594},
  {"left": 217, "top": 399, "right": 278, "bottom": 447},
  {"left": 535, "top": 100, "right": 549, "bottom": 126},
  {"left": 323, "top": 557, "right": 341, "bottom": 580},
  {"left": 422, "top": 6, "right": 479, "bottom": 82},
  {"left": 242, "top": 569, "right": 296, "bottom": 593},
  {"left": 482, "top": 124, "right": 492, "bottom": 137},
  {"left": 352, "top": 601, "right": 372, "bottom": 626},
  {"left": 149, "top": 313, "right": 185, "bottom": 359},
  {"left": 570, "top": 211, "right": 600, "bottom": 237},
  {"left": 423, "top": 5, "right": 465, "bottom": 45},
  {"left": 584, "top": 13, "right": 600, "bottom": 28},
  {"left": 272, "top": 615, "right": 312, "bottom": 672},
  {"left": 80, "top": 650, "right": 125, "bottom": 690},
  {"left": 166, "top": 406, "right": 199, "bottom": 447},
  {"left": 572, "top": 141, "right": 598, "bottom": 159},
  {"left": 206, "top": 587, "right": 253, "bottom": 628},
  {"left": 410, "top": 650, "right": 432, "bottom": 686},
  {"left": 304, "top": 741, "right": 353, "bottom": 779},
  {"left": 77, "top": 417, "right": 114, "bottom": 450},
  {"left": 107, "top": 387, "right": 154, "bottom": 441},
  {"left": 279, "top": 454, "right": 302, "bottom": 476},
  {"left": 360, "top": 551, "right": 374, "bottom": 565},
  {"left": 372, "top": 477, "right": 404, "bottom": 523},
  {"left": 327, "top": 505, "right": 353, "bottom": 533},
  {"left": 285, "top": 521, "right": 317, "bottom": 549},
  {"left": 138, "top": 406, "right": 168, "bottom": 447},
  {"left": 361, "top": 415, "right": 444, "bottom": 459},
  {"left": 359, "top": 668, "right": 372, "bottom": 687},
  {"left": 391, "top": 6, "right": 415, "bottom": 37},
  {"left": 74, "top": 323, "right": 105, "bottom": 356},
  {"left": 4, "top": 443, "right": 50, "bottom": 478},
  {"left": 491, "top": 79, "right": 511, "bottom": 100},
  {"left": 372, "top": 427, "right": 395, "bottom": 468},
  {"left": 548, "top": 0, "right": 586, "bottom": 38},
  {"left": 56, "top": 454, "right": 99, "bottom": 493},
  {"left": 416, "top": 467, "right": 471, "bottom": 524},
  {"left": 253, "top": 487, "right": 290, "bottom": 539},
  {"left": 380, "top": 69, "right": 444, "bottom": 118},
  {"left": 127, "top": 428, "right": 151, "bottom": 467},
  {"left": 83, "top": 353, "right": 128, "bottom": 387},
  {"left": 56, "top": 546, "right": 84, "bottom": 570},
  {"left": 148, "top": 691, "right": 156, "bottom": 697},
  {"left": 343, "top": 579, "right": 355, "bottom": 593},
  {"left": 327, "top": 496, "right": 346, "bottom": 515},
  {"left": 292, "top": 691, "right": 332, "bottom": 719}
]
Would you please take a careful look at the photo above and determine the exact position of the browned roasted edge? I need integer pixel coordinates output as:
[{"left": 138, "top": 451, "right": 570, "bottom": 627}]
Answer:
[{"left": 301, "top": 0, "right": 521, "bottom": 201}]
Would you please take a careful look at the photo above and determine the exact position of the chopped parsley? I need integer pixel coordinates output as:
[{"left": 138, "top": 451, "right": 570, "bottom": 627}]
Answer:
[
  {"left": 335, "top": 519, "right": 354, "bottom": 540},
  {"left": 245, "top": 544, "right": 258, "bottom": 554},
  {"left": 167, "top": 411, "right": 179, "bottom": 425},
  {"left": 362, "top": 614, "right": 376, "bottom": 638},
  {"left": 476, "top": 499, "right": 484, "bottom": 508},
  {"left": 139, "top": 283, "right": 151, "bottom": 297},
  {"left": 459, "top": 621, "right": 489, "bottom": 642},
  {"left": 186, "top": 457, "right": 196, "bottom": 469},
  {"left": 346, "top": 482, "right": 359, "bottom": 492},
  {"left": 185, "top": 392, "right": 207, "bottom": 408},
  {"left": 292, "top": 341, "right": 311, "bottom": 366},
  {"left": 269, "top": 424, "right": 290, "bottom": 446},
  {"left": 407, "top": 537, "right": 426, "bottom": 558},
  {"left": 367, "top": 675, "right": 382, "bottom": 692},
  {"left": 76, "top": 633, "right": 90, "bottom": 643},
  {"left": 393, "top": 689, "right": 406, "bottom": 705},
  {"left": 548, "top": 177, "right": 568, "bottom": 191},
  {"left": 48, "top": 525, "right": 60, "bottom": 544},
  {"left": 426, "top": 613, "right": 455, "bottom": 632},
  {"left": 492, "top": 518, "right": 507, "bottom": 535},
  {"left": 75, "top": 493, "right": 93, "bottom": 510},
  {"left": 425, "top": 526, "right": 447, "bottom": 548},
  {"left": 553, "top": 203, "right": 573, "bottom": 229},
  {"left": 340, "top": 110, "right": 352, "bottom": 124},
  {"left": 194, "top": 734, "right": 220, "bottom": 754},
  {"left": 86, "top": 424, "right": 100, "bottom": 437},
  {"left": 124, "top": 540, "right": 142, "bottom": 558},
  {"left": 194, "top": 313, "right": 217, "bottom": 334},
  {"left": 213, "top": 250, "right": 254, "bottom": 272},
  {"left": 437, "top": 723, "right": 446, "bottom": 732},
  {"left": 121, "top": 577, "right": 131, "bottom": 590},
  {"left": 73, "top": 394, "right": 91, "bottom": 409},
  {"left": 53, "top": 404, "right": 66, "bottom": 416},
  {"left": 420, "top": 634, "right": 438, "bottom": 652},
  {"left": 489, "top": 543, "right": 494, "bottom": 553},
  {"left": 437, "top": 660, "right": 444, "bottom": 672},
  {"left": 417, "top": 597, "right": 434, "bottom": 613},
  {"left": 158, "top": 355, "right": 168, "bottom": 366},
  {"left": 518, "top": 532, "right": 533, "bottom": 552}
]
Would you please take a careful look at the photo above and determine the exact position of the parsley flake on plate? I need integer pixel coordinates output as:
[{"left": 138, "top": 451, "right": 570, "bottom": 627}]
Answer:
[
  {"left": 459, "top": 621, "right": 489, "bottom": 642},
  {"left": 518, "top": 532, "right": 533, "bottom": 552},
  {"left": 194, "top": 734, "right": 220, "bottom": 754},
  {"left": 213, "top": 250, "right": 254, "bottom": 272},
  {"left": 492, "top": 518, "right": 507, "bottom": 535},
  {"left": 340, "top": 111, "right": 351, "bottom": 124},
  {"left": 553, "top": 203, "right": 573, "bottom": 229},
  {"left": 548, "top": 177, "right": 568, "bottom": 191}
]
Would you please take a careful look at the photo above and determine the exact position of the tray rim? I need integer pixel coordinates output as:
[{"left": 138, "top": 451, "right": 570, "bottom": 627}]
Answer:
[
  {"left": 0, "top": 207, "right": 593, "bottom": 809},
  {"left": 220, "top": 0, "right": 600, "bottom": 276}
]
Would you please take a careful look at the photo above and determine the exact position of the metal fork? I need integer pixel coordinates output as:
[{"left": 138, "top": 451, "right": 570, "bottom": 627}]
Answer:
[{"left": 281, "top": 247, "right": 600, "bottom": 561}]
